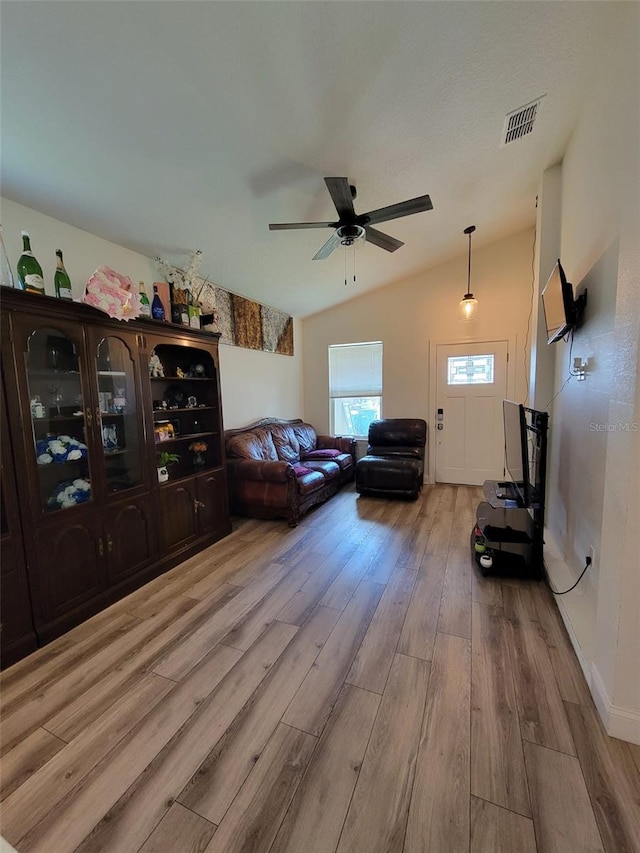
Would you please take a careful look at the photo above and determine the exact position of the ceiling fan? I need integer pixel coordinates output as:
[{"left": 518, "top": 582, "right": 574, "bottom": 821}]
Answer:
[{"left": 269, "top": 177, "right": 433, "bottom": 260}]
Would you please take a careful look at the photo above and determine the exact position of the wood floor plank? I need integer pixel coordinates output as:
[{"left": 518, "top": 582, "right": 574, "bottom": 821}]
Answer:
[
  {"left": 138, "top": 802, "right": 216, "bottom": 853},
  {"left": 503, "top": 586, "right": 576, "bottom": 755},
  {"left": 425, "top": 508, "right": 453, "bottom": 556},
  {"left": 336, "top": 653, "right": 430, "bottom": 853},
  {"left": 471, "top": 602, "right": 531, "bottom": 816},
  {"left": 449, "top": 486, "right": 477, "bottom": 549},
  {"left": 270, "top": 685, "right": 380, "bottom": 853},
  {"left": 364, "top": 527, "right": 407, "bottom": 584},
  {"left": 14, "top": 643, "right": 243, "bottom": 853},
  {"left": 564, "top": 699, "right": 640, "bottom": 853},
  {"left": 394, "top": 514, "right": 431, "bottom": 570},
  {"left": 178, "top": 605, "right": 340, "bottom": 824},
  {"left": 396, "top": 553, "right": 446, "bottom": 660},
  {"left": 1, "top": 673, "right": 175, "bottom": 844},
  {"left": 524, "top": 741, "right": 605, "bottom": 853},
  {"left": 320, "top": 535, "right": 385, "bottom": 610},
  {"left": 470, "top": 563, "right": 504, "bottom": 607},
  {"left": 533, "top": 585, "right": 593, "bottom": 706},
  {"left": 283, "top": 580, "right": 384, "bottom": 736},
  {"left": 151, "top": 565, "right": 294, "bottom": 680},
  {"left": 470, "top": 796, "right": 537, "bottom": 853},
  {"left": 0, "top": 595, "right": 198, "bottom": 754},
  {"left": 0, "top": 612, "right": 140, "bottom": 713},
  {"left": 404, "top": 632, "right": 471, "bottom": 853},
  {"left": 201, "top": 723, "right": 316, "bottom": 853},
  {"left": 220, "top": 561, "right": 319, "bottom": 651},
  {"left": 276, "top": 542, "right": 357, "bottom": 625},
  {"left": 44, "top": 585, "right": 240, "bottom": 741},
  {"left": 0, "top": 727, "right": 66, "bottom": 801},
  {"left": 437, "top": 548, "right": 472, "bottom": 639},
  {"left": 347, "top": 565, "right": 417, "bottom": 693},
  {"left": 70, "top": 622, "right": 297, "bottom": 853}
]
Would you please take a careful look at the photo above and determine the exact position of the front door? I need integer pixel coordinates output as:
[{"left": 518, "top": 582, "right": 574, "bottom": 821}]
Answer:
[{"left": 435, "top": 341, "right": 508, "bottom": 485}]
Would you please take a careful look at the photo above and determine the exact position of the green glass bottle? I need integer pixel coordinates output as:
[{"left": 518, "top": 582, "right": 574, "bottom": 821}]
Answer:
[
  {"left": 138, "top": 281, "right": 151, "bottom": 317},
  {"left": 16, "top": 231, "right": 45, "bottom": 294},
  {"left": 54, "top": 249, "right": 73, "bottom": 300}
]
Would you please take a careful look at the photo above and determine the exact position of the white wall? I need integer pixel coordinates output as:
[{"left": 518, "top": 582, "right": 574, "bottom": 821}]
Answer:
[
  {"left": 303, "top": 227, "right": 536, "bottom": 473},
  {"left": 533, "top": 4, "right": 639, "bottom": 742},
  {"left": 1, "top": 198, "right": 304, "bottom": 430}
]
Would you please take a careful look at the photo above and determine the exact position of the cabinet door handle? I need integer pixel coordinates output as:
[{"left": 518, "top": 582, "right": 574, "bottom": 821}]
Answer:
[
  {"left": 107, "top": 533, "right": 113, "bottom": 553},
  {"left": 86, "top": 407, "right": 93, "bottom": 427},
  {"left": 98, "top": 537, "right": 104, "bottom": 557},
  {"left": 96, "top": 406, "right": 101, "bottom": 422},
  {"left": 194, "top": 499, "right": 206, "bottom": 511}
]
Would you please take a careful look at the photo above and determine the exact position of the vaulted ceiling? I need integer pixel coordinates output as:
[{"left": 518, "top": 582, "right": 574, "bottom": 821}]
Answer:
[{"left": 1, "top": 1, "right": 618, "bottom": 317}]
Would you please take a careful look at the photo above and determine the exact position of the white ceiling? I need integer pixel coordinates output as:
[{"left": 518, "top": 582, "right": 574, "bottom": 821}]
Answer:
[{"left": 1, "top": 1, "right": 617, "bottom": 318}]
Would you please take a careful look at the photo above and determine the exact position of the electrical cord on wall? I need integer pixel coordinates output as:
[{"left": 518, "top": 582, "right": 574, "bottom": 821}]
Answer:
[
  {"left": 543, "top": 556, "right": 592, "bottom": 594},
  {"left": 543, "top": 330, "right": 582, "bottom": 410}
]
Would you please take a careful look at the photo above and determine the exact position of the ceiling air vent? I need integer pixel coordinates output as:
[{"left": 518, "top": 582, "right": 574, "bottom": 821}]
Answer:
[{"left": 501, "top": 95, "right": 545, "bottom": 146}]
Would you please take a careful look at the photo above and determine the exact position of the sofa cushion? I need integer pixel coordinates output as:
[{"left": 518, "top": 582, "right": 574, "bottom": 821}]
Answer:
[
  {"left": 367, "top": 445, "right": 423, "bottom": 460},
  {"left": 291, "top": 423, "right": 318, "bottom": 454},
  {"left": 271, "top": 424, "right": 301, "bottom": 463},
  {"left": 226, "top": 429, "right": 278, "bottom": 462},
  {"left": 303, "top": 459, "right": 341, "bottom": 481},
  {"left": 303, "top": 448, "right": 341, "bottom": 460},
  {"left": 292, "top": 463, "right": 314, "bottom": 477},
  {"left": 295, "top": 468, "right": 326, "bottom": 495}
]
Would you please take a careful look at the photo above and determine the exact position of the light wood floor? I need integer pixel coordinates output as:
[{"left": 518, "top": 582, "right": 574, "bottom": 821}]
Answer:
[{"left": 1, "top": 484, "right": 639, "bottom": 853}]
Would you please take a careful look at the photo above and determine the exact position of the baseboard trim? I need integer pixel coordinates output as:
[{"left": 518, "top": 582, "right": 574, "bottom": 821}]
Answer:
[{"left": 591, "top": 665, "right": 640, "bottom": 745}]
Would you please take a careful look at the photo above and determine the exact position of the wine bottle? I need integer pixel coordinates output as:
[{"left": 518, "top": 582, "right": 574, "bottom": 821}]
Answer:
[
  {"left": 151, "top": 285, "right": 165, "bottom": 320},
  {"left": 139, "top": 281, "right": 151, "bottom": 317},
  {"left": 0, "top": 225, "right": 15, "bottom": 288},
  {"left": 17, "top": 231, "right": 45, "bottom": 294},
  {"left": 54, "top": 249, "right": 73, "bottom": 300}
]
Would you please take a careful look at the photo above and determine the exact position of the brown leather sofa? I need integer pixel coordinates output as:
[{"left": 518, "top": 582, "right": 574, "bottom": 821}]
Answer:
[{"left": 225, "top": 418, "right": 356, "bottom": 526}]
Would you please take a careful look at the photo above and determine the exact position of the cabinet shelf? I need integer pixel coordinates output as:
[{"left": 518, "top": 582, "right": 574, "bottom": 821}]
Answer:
[
  {"left": 149, "top": 376, "right": 213, "bottom": 382},
  {"left": 155, "top": 431, "right": 218, "bottom": 446},
  {"left": 152, "top": 406, "right": 215, "bottom": 416},
  {"left": 33, "top": 414, "right": 85, "bottom": 424}
]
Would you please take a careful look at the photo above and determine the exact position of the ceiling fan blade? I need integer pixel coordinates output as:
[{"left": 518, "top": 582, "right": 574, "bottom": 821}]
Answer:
[
  {"left": 269, "top": 222, "right": 335, "bottom": 230},
  {"left": 359, "top": 193, "right": 433, "bottom": 226},
  {"left": 364, "top": 226, "right": 404, "bottom": 253},
  {"left": 312, "top": 231, "right": 341, "bottom": 260},
  {"left": 324, "top": 177, "right": 356, "bottom": 220}
]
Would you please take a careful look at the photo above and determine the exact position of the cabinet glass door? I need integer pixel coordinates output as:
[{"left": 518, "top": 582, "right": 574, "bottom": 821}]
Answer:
[
  {"left": 25, "top": 328, "right": 93, "bottom": 513},
  {"left": 95, "top": 336, "right": 143, "bottom": 494}
]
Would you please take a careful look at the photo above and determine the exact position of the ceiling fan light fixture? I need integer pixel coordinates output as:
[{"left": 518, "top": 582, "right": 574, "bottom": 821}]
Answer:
[
  {"left": 336, "top": 224, "right": 366, "bottom": 246},
  {"left": 459, "top": 225, "right": 478, "bottom": 322}
]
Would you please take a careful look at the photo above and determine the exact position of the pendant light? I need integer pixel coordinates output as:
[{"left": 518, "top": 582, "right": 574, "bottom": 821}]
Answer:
[{"left": 459, "top": 225, "right": 478, "bottom": 321}]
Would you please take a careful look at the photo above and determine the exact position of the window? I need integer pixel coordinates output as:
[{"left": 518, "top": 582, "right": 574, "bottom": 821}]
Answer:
[
  {"left": 447, "top": 354, "right": 494, "bottom": 385},
  {"left": 329, "top": 342, "right": 382, "bottom": 438}
]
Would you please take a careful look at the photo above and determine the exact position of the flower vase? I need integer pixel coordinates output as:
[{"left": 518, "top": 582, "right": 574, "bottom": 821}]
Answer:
[
  {"left": 193, "top": 451, "right": 205, "bottom": 468},
  {"left": 157, "top": 466, "right": 169, "bottom": 483}
]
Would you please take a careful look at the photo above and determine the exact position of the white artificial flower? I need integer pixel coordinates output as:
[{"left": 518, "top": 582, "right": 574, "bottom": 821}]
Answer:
[{"left": 38, "top": 453, "right": 52, "bottom": 464}]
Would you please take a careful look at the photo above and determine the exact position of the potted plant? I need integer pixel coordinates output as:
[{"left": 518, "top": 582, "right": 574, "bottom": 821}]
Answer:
[{"left": 157, "top": 450, "right": 180, "bottom": 483}]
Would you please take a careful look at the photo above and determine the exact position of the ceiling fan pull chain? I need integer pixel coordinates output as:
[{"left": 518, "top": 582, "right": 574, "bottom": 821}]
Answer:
[{"left": 344, "top": 245, "right": 348, "bottom": 286}]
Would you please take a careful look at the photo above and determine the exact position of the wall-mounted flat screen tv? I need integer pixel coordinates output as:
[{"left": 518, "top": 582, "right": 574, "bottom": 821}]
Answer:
[{"left": 541, "top": 259, "right": 587, "bottom": 344}]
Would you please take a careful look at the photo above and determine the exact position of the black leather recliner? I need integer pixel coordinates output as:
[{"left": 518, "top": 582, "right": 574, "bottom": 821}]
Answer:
[{"left": 355, "top": 418, "right": 427, "bottom": 500}]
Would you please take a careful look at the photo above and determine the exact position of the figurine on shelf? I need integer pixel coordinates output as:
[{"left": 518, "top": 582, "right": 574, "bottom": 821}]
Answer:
[
  {"left": 176, "top": 367, "right": 185, "bottom": 378},
  {"left": 148, "top": 353, "right": 164, "bottom": 378}
]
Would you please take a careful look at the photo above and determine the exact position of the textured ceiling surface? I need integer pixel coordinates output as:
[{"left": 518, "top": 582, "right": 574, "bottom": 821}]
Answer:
[{"left": 0, "top": 2, "right": 618, "bottom": 317}]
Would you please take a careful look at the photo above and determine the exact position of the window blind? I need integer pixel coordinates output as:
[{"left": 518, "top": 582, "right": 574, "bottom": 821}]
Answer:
[{"left": 329, "top": 342, "right": 383, "bottom": 397}]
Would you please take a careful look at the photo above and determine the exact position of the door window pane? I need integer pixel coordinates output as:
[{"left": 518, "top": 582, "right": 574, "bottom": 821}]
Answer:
[{"left": 447, "top": 354, "right": 494, "bottom": 385}]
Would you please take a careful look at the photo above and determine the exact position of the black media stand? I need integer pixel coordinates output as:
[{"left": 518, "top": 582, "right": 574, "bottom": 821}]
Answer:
[{"left": 473, "top": 409, "right": 548, "bottom": 579}]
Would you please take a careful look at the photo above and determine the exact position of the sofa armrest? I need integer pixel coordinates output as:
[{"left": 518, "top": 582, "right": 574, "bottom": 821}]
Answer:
[
  {"left": 227, "top": 458, "right": 294, "bottom": 483},
  {"left": 316, "top": 435, "right": 356, "bottom": 457}
]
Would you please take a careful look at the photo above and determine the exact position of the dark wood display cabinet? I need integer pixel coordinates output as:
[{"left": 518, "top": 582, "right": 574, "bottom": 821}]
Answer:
[{"left": 0, "top": 289, "right": 231, "bottom": 666}]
